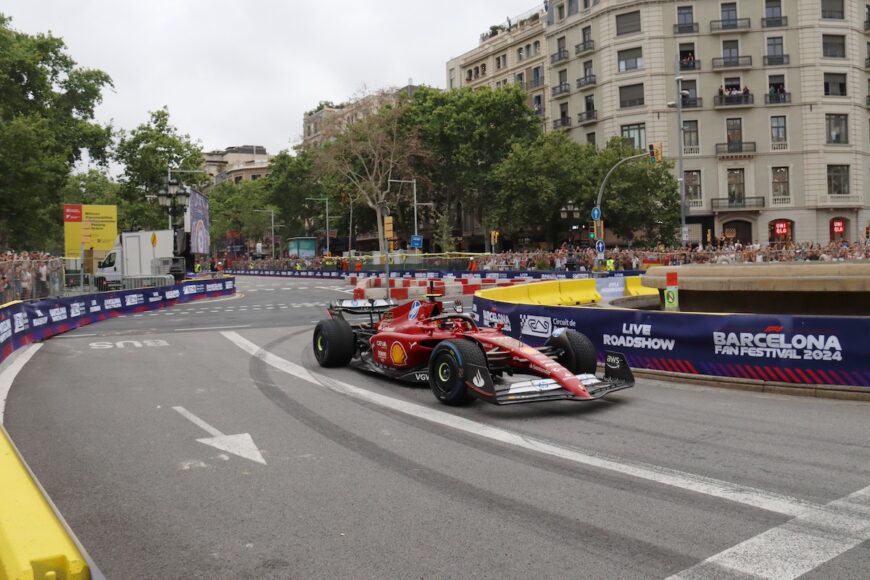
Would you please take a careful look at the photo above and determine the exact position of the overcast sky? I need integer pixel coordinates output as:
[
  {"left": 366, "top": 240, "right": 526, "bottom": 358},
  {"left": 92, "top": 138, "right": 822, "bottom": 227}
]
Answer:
[{"left": 5, "top": 0, "right": 540, "bottom": 157}]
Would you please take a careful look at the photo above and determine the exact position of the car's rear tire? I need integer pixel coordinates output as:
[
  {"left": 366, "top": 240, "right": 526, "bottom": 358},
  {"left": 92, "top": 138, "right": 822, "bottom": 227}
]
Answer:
[
  {"left": 313, "top": 319, "right": 355, "bottom": 367},
  {"left": 546, "top": 329, "right": 597, "bottom": 374},
  {"left": 428, "top": 339, "right": 484, "bottom": 406}
]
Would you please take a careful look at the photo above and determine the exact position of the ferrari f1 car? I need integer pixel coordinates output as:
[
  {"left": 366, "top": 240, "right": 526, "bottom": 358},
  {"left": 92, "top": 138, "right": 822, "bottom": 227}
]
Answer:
[{"left": 312, "top": 295, "right": 634, "bottom": 406}]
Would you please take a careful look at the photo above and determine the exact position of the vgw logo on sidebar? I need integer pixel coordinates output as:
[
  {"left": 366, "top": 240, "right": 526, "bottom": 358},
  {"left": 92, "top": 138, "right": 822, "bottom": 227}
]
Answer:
[{"left": 520, "top": 314, "right": 552, "bottom": 338}]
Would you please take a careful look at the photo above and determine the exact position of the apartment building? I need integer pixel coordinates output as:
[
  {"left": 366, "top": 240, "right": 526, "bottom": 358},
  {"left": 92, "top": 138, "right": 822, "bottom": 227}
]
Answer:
[
  {"left": 446, "top": 6, "right": 549, "bottom": 127},
  {"left": 204, "top": 145, "right": 272, "bottom": 189},
  {"left": 301, "top": 85, "right": 419, "bottom": 148},
  {"left": 449, "top": 0, "right": 870, "bottom": 245}
]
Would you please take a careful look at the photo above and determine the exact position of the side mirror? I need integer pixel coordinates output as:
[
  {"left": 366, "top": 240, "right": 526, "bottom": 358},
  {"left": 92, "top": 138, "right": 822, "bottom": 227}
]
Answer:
[{"left": 453, "top": 299, "right": 463, "bottom": 313}]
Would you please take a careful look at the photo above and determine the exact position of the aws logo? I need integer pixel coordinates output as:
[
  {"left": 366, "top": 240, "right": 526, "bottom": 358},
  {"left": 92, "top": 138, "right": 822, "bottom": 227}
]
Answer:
[{"left": 390, "top": 342, "right": 408, "bottom": 366}]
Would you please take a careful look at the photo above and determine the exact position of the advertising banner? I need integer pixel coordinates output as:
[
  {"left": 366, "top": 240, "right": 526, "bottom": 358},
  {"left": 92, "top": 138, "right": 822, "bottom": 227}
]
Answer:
[
  {"left": 186, "top": 191, "right": 210, "bottom": 254},
  {"left": 472, "top": 297, "right": 870, "bottom": 388},
  {"left": 0, "top": 278, "right": 236, "bottom": 366},
  {"left": 63, "top": 204, "right": 118, "bottom": 257}
]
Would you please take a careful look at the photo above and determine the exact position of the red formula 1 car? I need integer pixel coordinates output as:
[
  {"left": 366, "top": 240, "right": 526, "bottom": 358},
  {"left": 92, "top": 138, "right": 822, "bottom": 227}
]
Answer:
[{"left": 312, "top": 295, "right": 634, "bottom": 406}]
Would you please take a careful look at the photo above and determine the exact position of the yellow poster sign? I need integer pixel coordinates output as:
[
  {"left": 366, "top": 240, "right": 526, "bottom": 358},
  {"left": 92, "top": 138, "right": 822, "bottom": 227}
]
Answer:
[{"left": 63, "top": 204, "right": 118, "bottom": 257}]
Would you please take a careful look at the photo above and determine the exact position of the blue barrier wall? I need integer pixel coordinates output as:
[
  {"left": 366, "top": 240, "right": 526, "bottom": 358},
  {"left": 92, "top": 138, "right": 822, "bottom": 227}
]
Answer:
[
  {"left": 0, "top": 278, "right": 236, "bottom": 366},
  {"left": 472, "top": 296, "right": 870, "bottom": 388}
]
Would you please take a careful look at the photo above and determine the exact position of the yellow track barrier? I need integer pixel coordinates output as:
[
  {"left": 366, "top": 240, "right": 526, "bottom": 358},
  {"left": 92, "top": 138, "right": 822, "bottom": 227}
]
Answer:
[
  {"left": 0, "top": 426, "right": 89, "bottom": 580},
  {"left": 625, "top": 276, "right": 658, "bottom": 297},
  {"left": 478, "top": 279, "right": 601, "bottom": 306}
]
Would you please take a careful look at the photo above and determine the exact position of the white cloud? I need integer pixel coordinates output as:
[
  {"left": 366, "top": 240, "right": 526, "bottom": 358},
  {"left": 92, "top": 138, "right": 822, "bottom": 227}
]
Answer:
[{"left": 4, "top": 0, "right": 539, "bottom": 155}]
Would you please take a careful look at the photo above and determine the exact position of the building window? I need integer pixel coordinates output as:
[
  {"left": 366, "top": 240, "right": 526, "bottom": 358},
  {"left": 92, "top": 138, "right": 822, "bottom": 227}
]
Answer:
[
  {"left": 677, "top": 6, "right": 694, "bottom": 26},
  {"left": 824, "top": 73, "right": 847, "bottom": 96},
  {"left": 767, "top": 37, "right": 784, "bottom": 57},
  {"left": 557, "top": 2, "right": 565, "bottom": 20},
  {"left": 517, "top": 47, "right": 524, "bottom": 61},
  {"left": 727, "top": 168, "right": 745, "bottom": 205},
  {"left": 620, "top": 123, "right": 646, "bottom": 150},
  {"left": 822, "top": 35, "right": 846, "bottom": 58},
  {"left": 586, "top": 132, "right": 596, "bottom": 146},
  {"left": 618, "top": 47, "right": 644, "bottom": 72},
  {"left": 766, "top": 0, "right": 782, "bottom": 17},
  {"left": 616, "top": 10, "right": 641, "bottom": 35},
  {"left": 234, "top": 175, "right": 243, "bottom": 184},
  {"left": 721, "top": 2, "right": 737, "bottom": 22},
  {"left": 515, "top": 72, "right": 524, "bottom": 85},
  {"left": 619, "top": 83, "right": 645, "bottom": 108},
  {"left": 722, "top": 40, "right": 739, "bottom": 64},
  {"left": 821, "top": 0, "right": 845, "bottom": 19},
  {"left": 533, "top": 41, "right": 541, "bottom": 55},
  {"left": 826, "top": 114, "right": 848, "bottom": 144},
  {"left": 772, "top": 167, "right": 789, "bottom": 199},
  {"left": 770, "top": 116, "right": 787, "bottom": 144},
  {"left": 582, "top": 26, "right": 592, "bottom": 43},
  {"left": 683, "top": 120, "right": 699, "bottom": 148},
  {"left": 685, "top": 170, "right": 702, "bottom": 202},
  {"left": 827, "top": 165, "right": 849, "bottom": 195}
]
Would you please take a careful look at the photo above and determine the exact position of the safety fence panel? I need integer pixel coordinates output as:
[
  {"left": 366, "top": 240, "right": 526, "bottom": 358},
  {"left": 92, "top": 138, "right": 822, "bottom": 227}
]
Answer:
[
  {"left": 225, "top": 268, "right": 643, "bottom": 280},
  {"left": 0, "top": 278, "right": 236, "bottom": 366},
  {"left": 472, "top": 296, "right": 870, "bottom": 388}
]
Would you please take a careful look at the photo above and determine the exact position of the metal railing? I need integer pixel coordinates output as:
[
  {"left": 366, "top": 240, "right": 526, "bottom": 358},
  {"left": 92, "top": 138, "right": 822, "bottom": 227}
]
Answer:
[
  {"left": 577, "top": 75, "right": 597, "bottom": 89},
  {"left": 620, "top": 97, "right": 645, "bottom": 108},
  {"left": 577, "top": 110, "right": 598, "bottom": 124},
  {"left": 679, "top": 60, "right": 701, "bottom": 71},
  {"left": 714, "top": 93, "right": 754, "bottom": 107},
  {"left": 710, "top": 18, "right": 751, "bottom": 32},
  {"left": 553, "top": 117, "right": 572, "bottom": 130},
  {"left": 712, "top": 55, "right": 752, "bottom": 68},
  {"left": 821, "top": 10, "right": 844, "bottom": 19},
  {"left": 681, "top": 96, "right": 703, "bottom": 108},
  {"left": 716, "top": 142, "right": 757, "bottom": 155},
  {"left": 550, "top": 49, "right": 569, "bottom": 64},
  {"left": 552, "top": 82, "right": 571, "bottom": 97},
  {"left": 762, "top": 16, "right": 788, "bottom": 28},
  {"left": 674, "top": 22, "right": 699, "bottom": 34},
  {"left": 711, "top": 196, "right": 765, "bottom": 210},
  {"left": 575, "top": 39, "right": 594, "bottom": 55},
  {"left": 765, "top": 92, "right": 791, "bottom": 104},
  {"left": 526, "top": 78, "right": 544, "bottom": 90},
  {"left": 764, "top": 54, "right": 789, "bottom": 66}
]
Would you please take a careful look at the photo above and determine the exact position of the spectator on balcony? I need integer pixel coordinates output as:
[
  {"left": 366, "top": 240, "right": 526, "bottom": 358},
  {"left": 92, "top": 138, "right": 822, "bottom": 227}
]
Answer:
[
  {"left": 742, "top": 85, "right": 750, "bottom": 97},
  {"left": 718, "top": 85, "right": 725, "bottom": 96}
]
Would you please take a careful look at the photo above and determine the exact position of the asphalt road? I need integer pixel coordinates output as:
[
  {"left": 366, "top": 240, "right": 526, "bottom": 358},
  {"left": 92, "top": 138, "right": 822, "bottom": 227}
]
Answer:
[{"left": 4, "top": 276, "right": 869, "bottom": 579}]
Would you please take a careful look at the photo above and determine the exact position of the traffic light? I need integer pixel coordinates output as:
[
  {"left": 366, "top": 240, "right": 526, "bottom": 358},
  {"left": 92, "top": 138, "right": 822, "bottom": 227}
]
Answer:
[
  {"left": 648, "top": 144, "right": 656, "bottom": 164},
  {"left": 384, "top": 216, "right": 394, "bottom": 239},
  {"left": 594, "top": 220, "right": 605, "bottom": 241},
  {"left": 588, "top": 222, "right": 596, "bottom": 239},
  {"left": 654, "top": 143, "right": 663, "bottom": 163},
  {"left": 490, "top": 229, "right": 500, "bottom": 245}
]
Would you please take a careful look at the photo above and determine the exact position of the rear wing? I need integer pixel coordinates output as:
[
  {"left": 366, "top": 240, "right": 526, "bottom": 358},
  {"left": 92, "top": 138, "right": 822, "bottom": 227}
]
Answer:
[{"left": 328, "top": 298, "right": 397, "bottom": 324}]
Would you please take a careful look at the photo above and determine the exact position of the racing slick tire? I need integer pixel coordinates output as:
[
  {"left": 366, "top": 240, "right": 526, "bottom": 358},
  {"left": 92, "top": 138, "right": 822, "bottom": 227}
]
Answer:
[
  {"left": 546, "top": 329, "right": 597, "bottom": 375},
  {"left": 428, "top": 339, "right": 485, "bottom": 406},
  {"left": 313, "top": 318, "right": 355, "bottom": 367}
]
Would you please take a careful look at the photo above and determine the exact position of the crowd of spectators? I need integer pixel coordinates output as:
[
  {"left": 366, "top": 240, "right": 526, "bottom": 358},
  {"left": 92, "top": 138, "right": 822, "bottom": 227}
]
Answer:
[{"left": 0, "top": 251, "right": 64, "bottom": 303}]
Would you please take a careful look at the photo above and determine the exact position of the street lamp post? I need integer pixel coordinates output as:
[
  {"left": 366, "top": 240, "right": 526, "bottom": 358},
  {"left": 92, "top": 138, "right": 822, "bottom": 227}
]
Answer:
[
  {"left": 153, "top": 176, "right": 191, "bottom": 281},
  {"left": 675, "top": 58, "right": 688, "bottom": 246},
  {"left": 306, "top": 197, "right": 330, "bottom": 255},
  {"left": 388, "top": 178, "right": 432, "bottom": 252},
  {"left": 254, "top": 209, "right": 276, "bottom": 258},
  {"left": 560, "top": 203, "right": 581, "bottom": 247}
]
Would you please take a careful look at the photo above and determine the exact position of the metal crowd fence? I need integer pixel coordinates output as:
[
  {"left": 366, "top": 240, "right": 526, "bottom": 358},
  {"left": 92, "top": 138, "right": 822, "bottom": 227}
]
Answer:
[{"left": 0, "top": 257, "right": 177, "bottom": 304}]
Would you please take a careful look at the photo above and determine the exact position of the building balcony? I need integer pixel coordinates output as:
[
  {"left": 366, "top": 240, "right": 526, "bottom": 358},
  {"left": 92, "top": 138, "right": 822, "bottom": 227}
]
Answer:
[
  {"left": 712, "top": 196, "right": 765, "bottom": 211},
  {"left": 576, "top": 75, "right": 597, "bottom": 89},
  {"left": 771, "top": 141, "right": 789, "bottom": 151},
  {"left": 865, "top": 19, "right": 870, "bottom": 31},
  {"left": 575, "top": 40, "right": 594, "bottom": 56},
  {"left": 865, "top": 57, "right": 870, "bottom": 69},
  {"left": 821, "top": 10, "right": 844, "bottom": 19},
  {"left": 712, "top": 55, "right": 752, "bottom": 69},
  {"left": 683, "top": 145, "right": 701, "bottom": 155},
  {"left": 552, "top": 82, "right": 571, "bottom": 98},
  {"left": 553, "top": 117, "right": 572, "bottom": 130},
  {"left": 762, "top": 16, "right": 788, "bottom": 28},
  {"left": 716, "top": 142, "right": 756, "bottom": 156},
  {"left": 763, "top": 54, "right": 789, "bottom": 66},
  {"left": 770, "top": 195, "right": 792, "bottom": 207},
  {"left": 551, "top": 49, "right": 569, "bottom": 64},
  {"left": 619, "top": 98, "right": 645, "bottom": 109},
  {"left": 765, "top": 92, "right": 791, "bottom": 105},
  {"left": 534, "top": 105, "right": 545, "bottom": 117},
  {"left": 674, "top": 22, "right": 699, "bottom": 34},
  {"left": 817, "top": 194, "right": 863, "bottom": 207},
  {"left": 526, "top": 78, "right": 544, "bottom": 90},
  {"left": 681, "top": 96, "right": 703, "bottom": 108},
  {"left": 679, "top": 60, "right": 701, "bottom": 71},
  {"left": 710, "top": 18, "right": 751, "bottom": 33},
  {"left": 713, "top": 93, "right": 754, "bottom": 108},
  {"left": 577, "top": 110, "right": 598, "bottom": 125},
  {"left": 866, "top": 95, "right": 870, "bottom": 107},
  {"left": 687, "top": 198, "right": 705, "bottom": 209}
]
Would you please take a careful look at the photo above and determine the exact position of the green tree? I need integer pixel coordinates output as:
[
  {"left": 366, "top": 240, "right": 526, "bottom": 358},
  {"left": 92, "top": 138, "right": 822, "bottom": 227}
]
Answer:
[
  {"left": 491, "top": 131, "right": 596, "bottom": 247},
  {"left": 594, "top": 137, "right": 680, "bottom": 245},
  {"left": 401, "top": 85, "right": 541, "bottom": 247},
  {"left": 114, "top": 107, "right": 205, "bottom": 231},
  {"left": 265, "top": 149, "right": 322, "bottom": 238},
  {"left": 208, "top": 179, "right": 272, "bottom": 254},
  {"left": 0, "top": 14, "right": 113, "bottom": 251}
]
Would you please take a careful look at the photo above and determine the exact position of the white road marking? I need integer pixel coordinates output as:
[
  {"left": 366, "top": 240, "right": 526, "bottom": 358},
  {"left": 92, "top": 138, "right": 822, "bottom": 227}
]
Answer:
[
  {"left": 220, "top": 331, "right": 817, "bottom": 517},
  {"left": 0, "top": 344, "right": 43, "bottom": 424},
  {"left": 668, "top": 484, "right": 870, "bottom": 579},
  {"left": 172, "top": 406, "right": 266, "bottom": 464},
  {"left": 173, "top": 325, "right": 251, "bottom": 333}
]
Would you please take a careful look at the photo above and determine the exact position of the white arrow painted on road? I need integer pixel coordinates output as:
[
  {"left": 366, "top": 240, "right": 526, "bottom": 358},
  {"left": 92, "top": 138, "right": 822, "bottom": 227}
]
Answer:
[{"left": 172, "top": 406, "right": 266, "bottom": 465}]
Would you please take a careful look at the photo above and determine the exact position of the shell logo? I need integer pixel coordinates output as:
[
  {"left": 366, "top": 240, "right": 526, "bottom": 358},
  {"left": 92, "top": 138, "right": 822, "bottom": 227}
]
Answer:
[{"left": 390, "top": 342, "right": 407, "bottom": 366}]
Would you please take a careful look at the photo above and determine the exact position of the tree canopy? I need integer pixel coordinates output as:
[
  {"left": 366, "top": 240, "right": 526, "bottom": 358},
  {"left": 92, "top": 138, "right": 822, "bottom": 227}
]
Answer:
[{"left": 0, "top": 14, "right": 113, "bottom": 251}]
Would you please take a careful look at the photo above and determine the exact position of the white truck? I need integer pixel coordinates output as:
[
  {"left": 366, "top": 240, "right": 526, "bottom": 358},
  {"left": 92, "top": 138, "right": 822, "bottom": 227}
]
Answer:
[{"left": 95, "top": 230, "right": 176, "bottom": 290}]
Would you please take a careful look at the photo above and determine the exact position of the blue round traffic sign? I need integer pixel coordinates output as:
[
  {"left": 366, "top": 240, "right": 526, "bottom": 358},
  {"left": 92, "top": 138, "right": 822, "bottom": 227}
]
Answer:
[
  {"left": 591, "top": 206, "right": 601, "bottom": 221},
  {"left": 595, "top": 240, "right": 606, "bottom": 253}
]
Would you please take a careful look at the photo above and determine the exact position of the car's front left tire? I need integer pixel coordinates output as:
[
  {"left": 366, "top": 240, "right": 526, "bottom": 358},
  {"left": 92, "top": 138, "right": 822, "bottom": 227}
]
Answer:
[{"left": 428, "top": 339, "right": 485, "bottom": 406}]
